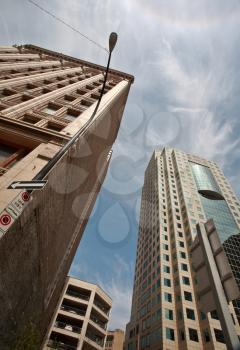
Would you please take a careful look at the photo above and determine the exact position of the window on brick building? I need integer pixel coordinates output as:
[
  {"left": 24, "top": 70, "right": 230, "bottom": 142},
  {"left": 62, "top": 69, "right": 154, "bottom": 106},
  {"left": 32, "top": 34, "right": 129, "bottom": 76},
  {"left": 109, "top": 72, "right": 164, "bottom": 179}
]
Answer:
[{"left": 189, "top": 328, "right": 199, "bottom": 342}]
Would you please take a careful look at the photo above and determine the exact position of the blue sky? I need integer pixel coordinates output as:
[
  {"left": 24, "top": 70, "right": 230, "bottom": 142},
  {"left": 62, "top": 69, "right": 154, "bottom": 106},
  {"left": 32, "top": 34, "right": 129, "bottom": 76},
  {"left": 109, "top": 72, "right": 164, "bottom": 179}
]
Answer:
[{"left": 1, "top": 0, "right": 240, "bottom": 330}]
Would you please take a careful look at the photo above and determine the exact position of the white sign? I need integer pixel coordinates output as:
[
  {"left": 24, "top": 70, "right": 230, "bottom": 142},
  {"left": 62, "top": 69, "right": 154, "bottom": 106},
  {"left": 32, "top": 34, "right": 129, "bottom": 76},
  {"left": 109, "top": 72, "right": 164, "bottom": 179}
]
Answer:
[
  {"left": 8, "top": 180, "right": 47, "bottom": 190},
  {"left": 0, "top": 192, "right": 31, "bottom": 237}
]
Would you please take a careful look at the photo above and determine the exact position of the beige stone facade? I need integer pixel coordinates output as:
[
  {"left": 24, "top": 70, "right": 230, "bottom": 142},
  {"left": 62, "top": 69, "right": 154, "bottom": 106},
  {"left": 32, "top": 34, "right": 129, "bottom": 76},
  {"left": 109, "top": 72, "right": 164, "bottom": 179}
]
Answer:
[
  {"left": 125, "top": 148, "right": 240, "bottom": 350},
  {"left": 43, "top": 276, "right": 112, "bottom": 350},
  {"left": 0, "top": 45, "right": 133, "bottom": 349},
  {"left": 104, "top": 329, "right": 125, "bottom": 350}
]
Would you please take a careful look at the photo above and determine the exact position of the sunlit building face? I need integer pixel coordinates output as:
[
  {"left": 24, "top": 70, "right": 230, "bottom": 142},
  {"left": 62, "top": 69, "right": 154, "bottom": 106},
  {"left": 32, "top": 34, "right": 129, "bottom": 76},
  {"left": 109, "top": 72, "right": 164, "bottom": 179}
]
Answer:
[{"left": 125, "top": 148, "right": 240, "bottom": 350}]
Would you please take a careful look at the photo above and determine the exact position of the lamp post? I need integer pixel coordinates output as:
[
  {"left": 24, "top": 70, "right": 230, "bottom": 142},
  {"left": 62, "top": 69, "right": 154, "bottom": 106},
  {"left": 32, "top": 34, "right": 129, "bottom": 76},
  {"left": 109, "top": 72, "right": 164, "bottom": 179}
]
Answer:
[{"left": 32, "top": 32, "right": 118, "bottom": 183}]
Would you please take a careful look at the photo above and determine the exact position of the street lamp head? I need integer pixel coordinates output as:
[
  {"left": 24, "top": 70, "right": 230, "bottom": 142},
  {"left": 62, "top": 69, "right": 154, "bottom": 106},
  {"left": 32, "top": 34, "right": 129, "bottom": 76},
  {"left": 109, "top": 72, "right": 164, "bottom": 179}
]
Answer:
[{"left": 109, "top": 32, "right": 118, "bottom": 53}]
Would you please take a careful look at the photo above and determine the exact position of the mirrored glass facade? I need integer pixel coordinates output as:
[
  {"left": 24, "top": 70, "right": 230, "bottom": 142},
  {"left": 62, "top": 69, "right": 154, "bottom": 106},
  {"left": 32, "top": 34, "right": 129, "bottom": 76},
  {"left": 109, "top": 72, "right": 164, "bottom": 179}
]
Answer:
[
  {"left": 190, "top": 162, "right": 239, "bottom": 242},
  {"left": 190, "top": 163, "right": 220, "bottom": 193}
]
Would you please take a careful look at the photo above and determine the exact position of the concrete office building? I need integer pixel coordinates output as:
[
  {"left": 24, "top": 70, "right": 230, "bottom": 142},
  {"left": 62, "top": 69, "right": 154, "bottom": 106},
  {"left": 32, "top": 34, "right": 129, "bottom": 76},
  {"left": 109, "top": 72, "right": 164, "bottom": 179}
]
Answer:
[
  {"left": 0, "top": 45, "right": 133, "bottom": 349},
  {"left": 43, "top": 276, "right": 111, "bottom": 350},
  {"left": 104, "top": 329, "right": 125, "bottom": 350},
  {"left": 223, "top": 234, "right": 240, "bottom": 325},
  {"left": 125, "top": 148, "right": 240, "bottom": 350}
]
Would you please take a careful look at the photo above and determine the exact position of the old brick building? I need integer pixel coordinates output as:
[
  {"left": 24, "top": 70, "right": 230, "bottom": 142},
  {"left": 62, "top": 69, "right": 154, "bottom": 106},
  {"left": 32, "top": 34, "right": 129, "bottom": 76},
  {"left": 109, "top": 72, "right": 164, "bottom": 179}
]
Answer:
[{"left": 0, "top": 45, "right": 133, "bottom": 349}]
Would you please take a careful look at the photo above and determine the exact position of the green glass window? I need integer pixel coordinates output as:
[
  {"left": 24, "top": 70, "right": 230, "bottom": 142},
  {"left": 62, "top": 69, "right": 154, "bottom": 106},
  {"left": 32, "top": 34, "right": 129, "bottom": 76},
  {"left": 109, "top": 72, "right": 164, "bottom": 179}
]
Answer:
[
  {"left": 163, "top": 265, "right": 170, "bottom": 273},
  {"left": 164, "top": 278, "right": 171, "bottom": 287},
  {"left": 166, "top": 327, "right": 175, "bottom": 341},
  {"left": 181, "top": 263, "right": 188, "bottom": 271},
  {"left": 165, "top": 309, "right": 173, "bottom": 320},
  {"left": 186, "top": 308, "right": 195, "bottom": 320},
  {"left": 182, "top": 276, "right": 190, "bottom": 285},
  {"left": 189, "top": 328, "right": 199, "bottom": 342},
  {"left": 164, "top": 292, "right": 172, "bottom": 302},
  {"left": 214, "top": 329, "right": 225, "bottom": 343},
  {"left": 184, "top": 291, "right": 192, "bottom": 301}
]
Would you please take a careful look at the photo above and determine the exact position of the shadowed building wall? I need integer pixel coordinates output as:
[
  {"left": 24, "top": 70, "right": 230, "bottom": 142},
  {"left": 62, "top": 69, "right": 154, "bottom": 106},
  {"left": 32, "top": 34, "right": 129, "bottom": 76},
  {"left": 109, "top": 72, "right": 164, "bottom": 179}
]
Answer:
[{"left": 0, "top": 45, "right": 133, "bottom": 349}]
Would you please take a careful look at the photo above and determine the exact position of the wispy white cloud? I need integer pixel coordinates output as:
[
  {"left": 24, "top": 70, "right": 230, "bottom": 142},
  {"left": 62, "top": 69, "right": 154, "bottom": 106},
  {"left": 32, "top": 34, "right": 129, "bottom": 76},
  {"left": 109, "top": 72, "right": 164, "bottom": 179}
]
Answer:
[
  {"left": 95, "top": 255, "right": 134, "bottom": 330},
  {"left": 70, "top": 254, "right": 134, "bottom": 330},
  {"left": 1, "top": 0, "right": 240, "bottom": 335},
  {"left": 144, "top": 32, "right": 239, "bottom": 172},
  {"left": 70, "top": 260, "right": 89, "bottom": 278}
]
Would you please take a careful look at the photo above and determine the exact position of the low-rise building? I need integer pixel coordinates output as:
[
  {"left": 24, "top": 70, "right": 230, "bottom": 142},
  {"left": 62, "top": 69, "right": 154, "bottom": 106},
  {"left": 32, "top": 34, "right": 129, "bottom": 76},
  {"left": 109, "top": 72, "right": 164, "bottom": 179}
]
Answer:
[
  {"left": 104, "top": 329, "right": 124, "bottom": 350},
  {"left": 43, "top": 276, "right": 112, "bottom": 350}
]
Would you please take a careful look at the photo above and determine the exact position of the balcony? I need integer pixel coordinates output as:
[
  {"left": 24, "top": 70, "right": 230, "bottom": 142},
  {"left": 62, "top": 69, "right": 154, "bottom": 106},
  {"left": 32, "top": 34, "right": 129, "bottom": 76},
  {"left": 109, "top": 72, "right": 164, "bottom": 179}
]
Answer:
[
  {"left": 47, "top": 339, "right": 77, "bottom": 350},
  {"left": 66, "top": 288, "right": 90, "bottom": 302},
  {"left": 82, "top": 340, "right": 102, "bottom": 350},
  {"left": 93, "top": 300, "right": 110, "bottom": 316},
  {"left": 60, "top": 304, "right": 86, "bottom": 317},
  {"left": 47, "top": 331, "right": 78, "bottom": 350},
  {"left": 54, "top": 321, "right": 82, "bottom": 335},
  {"left": 90, "top": 315, "right": 107, "bottom": 330},
  {"left": 85, "top": 331, "right": 104, "bottom": 347}
]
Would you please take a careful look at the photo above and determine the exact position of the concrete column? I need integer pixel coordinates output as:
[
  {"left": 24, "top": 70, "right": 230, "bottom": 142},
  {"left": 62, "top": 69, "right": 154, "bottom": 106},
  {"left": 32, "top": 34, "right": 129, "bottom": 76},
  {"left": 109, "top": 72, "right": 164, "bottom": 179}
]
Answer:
[
  {"left": 0, "top": 66, "right": 84, "bottom": 89},
  {"left": 0, "top": 46, "right": 19, "bottom": 53},
  {"left": 0, "top": 60, "right": 61, "bottom": 72},
  {"left": 0, "top": 54, "right": 40, "bottom": 61},
  {"left": 78, "top": 290, "right": 96, "bottom": 349}
]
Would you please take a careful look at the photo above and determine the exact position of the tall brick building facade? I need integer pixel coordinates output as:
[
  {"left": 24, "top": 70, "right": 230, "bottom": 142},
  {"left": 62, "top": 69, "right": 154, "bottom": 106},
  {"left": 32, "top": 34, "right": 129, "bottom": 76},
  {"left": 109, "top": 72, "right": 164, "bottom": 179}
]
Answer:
[
  {"left": 0, "top": 45, "right": 133, "bottom": 349},
  {"left": 125, "top": 148, "right": 240, "bottom": 350}
]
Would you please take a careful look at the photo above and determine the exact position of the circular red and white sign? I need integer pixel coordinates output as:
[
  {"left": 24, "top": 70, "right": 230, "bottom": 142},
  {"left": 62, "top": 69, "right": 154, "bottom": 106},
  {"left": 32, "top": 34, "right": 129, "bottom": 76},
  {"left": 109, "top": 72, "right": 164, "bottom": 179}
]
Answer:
[
  {"left": 0, "top": 214, "right": 12, "bottom": 226},
  {"left": 21, "top": 192, "right": 30, "bottom": 202}
]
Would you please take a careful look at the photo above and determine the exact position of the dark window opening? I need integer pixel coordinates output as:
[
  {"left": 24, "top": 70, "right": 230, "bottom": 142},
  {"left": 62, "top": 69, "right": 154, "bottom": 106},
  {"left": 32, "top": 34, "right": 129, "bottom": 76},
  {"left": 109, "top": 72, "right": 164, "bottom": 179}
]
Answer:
[
  {"left": 214, "top": 329, "right": 225, "bottom": 343},
  {"left": 189, "top": 328, "right": 199, "bottom": 342},
  {"left": 0, "top": 141, "right": 28, "bottom": 175}
]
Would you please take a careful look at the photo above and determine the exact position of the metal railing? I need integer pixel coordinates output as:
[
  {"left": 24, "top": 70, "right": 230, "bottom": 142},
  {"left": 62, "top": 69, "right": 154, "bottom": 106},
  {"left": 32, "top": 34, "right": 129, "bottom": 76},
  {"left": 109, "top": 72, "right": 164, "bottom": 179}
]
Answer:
[
  {"left": 60, "top": 304, "right": 86, "bottom": 316},
  {"left": 85, "top": 332, "right": 104, "bottom": 347},
  {"left": 54, "top": 321, "right": 82, "bottom": 334},
  {"left": 66, "top": 289, "right": 90, "bottom": 301},
  {"left": 90, "top": 315, "right": 106, "bottom": 330},
  {"left": 93, "top": 301, "right": 109, "bottom": 315},
  {"left": 47, "top": 339, "right": 77, "bottom": 350}
]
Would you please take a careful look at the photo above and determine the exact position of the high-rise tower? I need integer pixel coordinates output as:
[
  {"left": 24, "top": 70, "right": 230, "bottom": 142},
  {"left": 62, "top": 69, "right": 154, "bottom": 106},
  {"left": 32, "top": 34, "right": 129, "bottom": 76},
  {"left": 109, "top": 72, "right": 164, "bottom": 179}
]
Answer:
[
  {"left": 0, "top": 45, "right": 133, "bottom": 348},
  {"left": 125, "top": 148, "right": 240, "bottom": 350}
]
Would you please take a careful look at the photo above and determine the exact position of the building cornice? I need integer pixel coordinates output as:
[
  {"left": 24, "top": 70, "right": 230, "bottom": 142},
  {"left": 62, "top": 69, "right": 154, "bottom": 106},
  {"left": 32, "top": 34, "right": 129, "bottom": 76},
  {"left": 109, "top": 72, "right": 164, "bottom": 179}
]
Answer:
[{"left": 20, "top": 44, "right": 134, "bottom": 84}]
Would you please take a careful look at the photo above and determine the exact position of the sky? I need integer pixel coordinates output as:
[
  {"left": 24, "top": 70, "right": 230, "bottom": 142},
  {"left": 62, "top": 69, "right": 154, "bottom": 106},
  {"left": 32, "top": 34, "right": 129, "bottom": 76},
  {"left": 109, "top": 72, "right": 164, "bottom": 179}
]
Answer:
[{"left": 1, "top": 0, "right": 240, "bottom": 330}]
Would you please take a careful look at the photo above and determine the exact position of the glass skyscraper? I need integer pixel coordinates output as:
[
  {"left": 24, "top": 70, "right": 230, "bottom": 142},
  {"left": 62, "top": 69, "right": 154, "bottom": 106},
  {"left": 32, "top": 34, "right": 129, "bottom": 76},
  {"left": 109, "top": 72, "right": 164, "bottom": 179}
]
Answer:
[{"left": 125, "top": 148, "right": 240, "bottom": 350}]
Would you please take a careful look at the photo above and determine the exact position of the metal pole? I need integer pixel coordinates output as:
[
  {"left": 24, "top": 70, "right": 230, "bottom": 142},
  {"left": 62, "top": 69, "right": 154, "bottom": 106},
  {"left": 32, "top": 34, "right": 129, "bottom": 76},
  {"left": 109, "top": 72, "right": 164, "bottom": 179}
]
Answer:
[
  {"left": 197, "top": 223, "right": 240, "bottom": 350},
  {"left": 32, "top": 51, "right": 112, "bottom": 183}
]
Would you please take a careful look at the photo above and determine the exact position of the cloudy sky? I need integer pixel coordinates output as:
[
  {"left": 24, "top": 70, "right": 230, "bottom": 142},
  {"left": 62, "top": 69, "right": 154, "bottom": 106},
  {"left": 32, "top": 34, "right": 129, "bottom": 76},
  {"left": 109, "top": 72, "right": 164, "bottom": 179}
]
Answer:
[{"left": 1, "top": 0, "right": 240, "bottom": 330}]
